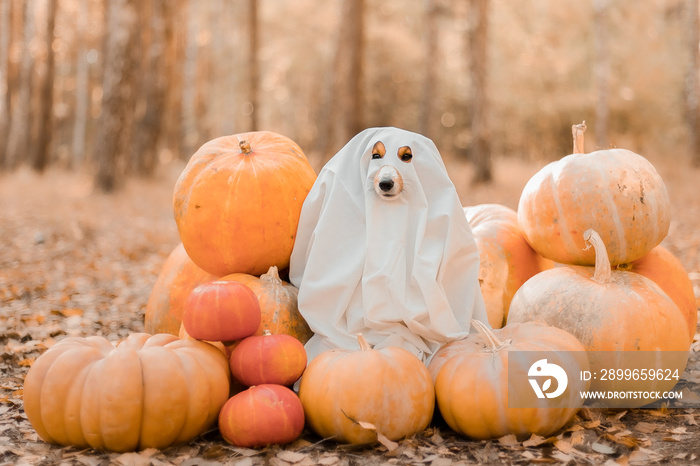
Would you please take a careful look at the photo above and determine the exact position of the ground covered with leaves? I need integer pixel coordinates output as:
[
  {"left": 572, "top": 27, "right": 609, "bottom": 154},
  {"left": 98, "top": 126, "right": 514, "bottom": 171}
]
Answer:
[{"left": 2, "top": 157, "right": 700, "bottom": 465}]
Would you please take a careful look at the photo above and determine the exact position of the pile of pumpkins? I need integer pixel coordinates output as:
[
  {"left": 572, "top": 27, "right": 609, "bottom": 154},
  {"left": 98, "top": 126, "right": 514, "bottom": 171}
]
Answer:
[{"left": 22, "top": 125, "right": 697, "bottom": 452}]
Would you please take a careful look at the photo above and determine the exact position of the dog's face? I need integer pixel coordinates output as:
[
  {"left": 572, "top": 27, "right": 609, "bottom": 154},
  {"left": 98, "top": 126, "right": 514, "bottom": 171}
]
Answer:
[{"left": 369, "top": 140, "right": 413, "bottom": 200}]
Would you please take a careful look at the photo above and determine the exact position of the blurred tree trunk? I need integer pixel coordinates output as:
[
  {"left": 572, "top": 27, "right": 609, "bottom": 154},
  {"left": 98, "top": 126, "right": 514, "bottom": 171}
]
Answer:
[
  {"left": 95, "top": 0, "right": 138, "bottom": 192},
  {"left": 132, "top": 0, "right": 167, "bottom": 176},
  {"left": 468, "top": 0, "right": 492, "bottom": 184},
  {"left": 420, "top": 0, "right": 439, "bottom": 139},
  {"left": 71, "top": 0, "right": 90, "bottom": 168},
  {"left": 0, "top": 0, "right": 10, "bottom": 167},
  {"left": 5, "top": 0, "right": 34, "bottom": 169},
  {"left": 687, "top": 0, "right": 700, "bottom": 166},
  {"left": 317, "top": 0, "right": 365, "bottom": 161},
  {"left": 594, "top": 0, "right": 610, "bottom": 149},
  {"left": 248, "top": 0, "right": 259, "bottom": 131},
  {"left": 181, "top": 0, "right": 200, "bottom": 159},
  {"left": 32, "top": 0, "right": 58, "bottom": 173},
  {"left": 161, "top": 0, "right": 185, "bottom": 161}
]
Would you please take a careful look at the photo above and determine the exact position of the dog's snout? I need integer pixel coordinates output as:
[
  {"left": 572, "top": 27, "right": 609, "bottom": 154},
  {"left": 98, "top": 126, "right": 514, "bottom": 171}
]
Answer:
[{"left": 378, "top": 179, "right": 394, "bottom": 192}]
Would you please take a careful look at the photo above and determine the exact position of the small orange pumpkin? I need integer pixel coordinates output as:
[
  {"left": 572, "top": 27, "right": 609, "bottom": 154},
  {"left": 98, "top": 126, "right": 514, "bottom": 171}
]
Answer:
[
  {"left": 222, "top": 266, "right": 313, "bottom": 344},
  {"left": 145, "top": 243, "right": 217, "bottom": 335},
  {"left": 229, "top": 330, "right": 307, "bottom": 387},
  {"left": 173, "top": 131, "right": 317, "bottom": 277},
  {"left": 298, "top": 334, "right": 434, "bottom": 445},
  {"left": 464, "top": 204, "right": 553, "bottom": 328},
  {"left": 430, "top": 320, "right": 589, "bottom": 440},
  {"left": 218, "top": 384, "right": 305, "bottom": 448},
  {"left": 182, "top": 280, "right": 261, "bottom": 342},
  {"left": 517, "top": 123, "right": 670, "bottom": 266}
]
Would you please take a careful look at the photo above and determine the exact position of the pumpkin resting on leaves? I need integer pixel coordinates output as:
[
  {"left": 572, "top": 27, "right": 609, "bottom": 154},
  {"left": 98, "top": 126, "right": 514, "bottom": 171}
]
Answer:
[
  {"left": 517, "top": 123, "right": 670, "bottom": 266},
  {"left": 222, "top": 266, "right": 313, "bottom": 344},
  {"left": 428, "top": 320, "right": 589, "bottom": 440},
  {"left": 173, "top": 131, "right": 317, "bottom": 277},
  {"left": 218, "top": 384, "right": 305, "bottom": 448},
  {"left": 507, "top": 229, "right": 690, "bottom": 406},
  {"left": 298, "top": 334, "right": 434, "bottom": 445},
  {"left": 145, "top": 243, "right": 217, "bottom": 336},
  {"left": 463, "top": 203, "right": 553, "bottom": 328},
  {"left": 23, "top": 333, "right": 230, "bottom": 452}
]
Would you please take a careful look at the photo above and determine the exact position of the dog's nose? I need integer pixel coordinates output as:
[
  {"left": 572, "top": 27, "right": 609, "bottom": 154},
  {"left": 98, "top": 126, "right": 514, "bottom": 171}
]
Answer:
[{"left": 378, "top": 179, "right": 394, "bottom": 192}]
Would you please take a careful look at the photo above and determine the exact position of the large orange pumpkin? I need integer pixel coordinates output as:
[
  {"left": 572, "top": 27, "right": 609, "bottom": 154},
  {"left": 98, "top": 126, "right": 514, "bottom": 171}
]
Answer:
[
  {"left": 298, "top": 334, "right": 434, "bottom": 445},
  {"left": 173, "top": 131, "right": 317, "bottom": 277},
  {"left": 463, "top": 204, "right": 553, "bottom": 328},
  {"left": 616, "top": 245, "right": 697, "bottom": 340},
  {"left": 222, "top": 266, "right": 313, "bottom": 344},
  {"left": 145, "top": 243, "right": 217, "bottom": 335},
  {"left": 23, "top": 333, "right": 230, "bottom": 452},
  {"left": 507, "top": 229, "right": 690, "bottom": 406},
  {"left": 517, "top": 123, "right": 670, "bottom": 266},
  {"left": 430, "top": 321, "right": 589, "bottom": 440}
]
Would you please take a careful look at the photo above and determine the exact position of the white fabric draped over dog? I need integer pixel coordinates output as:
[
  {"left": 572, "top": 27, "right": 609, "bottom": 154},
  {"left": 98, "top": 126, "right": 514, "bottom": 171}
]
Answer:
[{"left": 289, "top": 127, "right": 487, "bottom": 364}]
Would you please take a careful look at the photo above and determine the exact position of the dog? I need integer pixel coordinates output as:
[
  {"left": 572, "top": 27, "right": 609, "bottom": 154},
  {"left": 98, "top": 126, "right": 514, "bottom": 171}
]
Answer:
[
  {"left": 370, "top": 140, "right": 411, "bottom": 199},
  {"left": 289, "top": 127, "right": 487, "bottom": 364}
]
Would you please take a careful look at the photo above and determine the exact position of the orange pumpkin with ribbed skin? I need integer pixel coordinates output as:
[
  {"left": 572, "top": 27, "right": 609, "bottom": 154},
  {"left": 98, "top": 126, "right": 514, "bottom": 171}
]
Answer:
[
  {"left": 218, "top": 384, "right": 305, "bottom": 448},
  {"left": 173, "top": 131, "right": 317, "bottom": 277},
  {"left": 23, "top": 333, "right": 230, "bottom": 452},
  {"left": 222, "top": 266, "right": 313, "bottom": 344},
  {"left": 145, "top": 243, "right": 217, "bottom": 336},
  {"left": 616, "top": 245, "right": 698, "bottom": 340},
  {"left": 182, "top": 280, "right": 261, "bottom": 342},
  {"left": 517, "top": 123, "right": 670, "bottom": 266},
  {"left": 464, "top": 204, "right": 553, "bottom": 328},
  {"left": 431, "top": 321, "right": 589, "bottom": 440},
  {"left": 298, "top": 334, "right": 434, "bottom": 445},
  {"left": 507, "top": 230, "right": 690, "bottom": 406},
  {"left": 230, "top": 330, "right": 307, "bottom": 386}
]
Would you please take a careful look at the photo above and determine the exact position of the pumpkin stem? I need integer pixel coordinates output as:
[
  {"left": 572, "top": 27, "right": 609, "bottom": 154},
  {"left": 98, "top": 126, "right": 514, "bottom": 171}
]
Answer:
[
  {"left": 262, "top": 329, "right": 272, "bottom": 336},
  {"left": 239, "top": 139, "right": 253, "bottom": 155},
  {"left": 583, "top": 229, "right": 613, "bottom": 284},
  {"left": 572, "top": 121, "right": 587, "bottom": 154},
  {"left": 356, "top": 333, "right": 372, "bottom": 351},
  {"left": 470, "top": 320, "right": 510, "bottom": 352},
  {"left": 260, "top": 266, "right": 282, "bottom": 285}
]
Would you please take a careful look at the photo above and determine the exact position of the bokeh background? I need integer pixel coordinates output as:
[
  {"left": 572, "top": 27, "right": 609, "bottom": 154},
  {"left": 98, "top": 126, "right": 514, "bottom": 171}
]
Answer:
[{"left": 1, "top": 0, "right": 700, "bottom": 190}]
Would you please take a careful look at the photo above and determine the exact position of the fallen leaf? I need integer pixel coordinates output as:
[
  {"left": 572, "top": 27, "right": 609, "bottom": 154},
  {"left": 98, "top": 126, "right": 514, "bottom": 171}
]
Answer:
[
  {"left": 522, "top": 434, "right": 548, "bottom": 447},
  {"left": 497, "top": 434, "right": 518, "bottom": 446},
  {"left": 277, "top": 450, "right": 307, "bottom": 464},
  {"left": 591, "top": 442, "right": 616, "bottom": 455},
  {"left": 634, "top": 422, "right": 657, "bottom": 434},
  {"left": 341, "top": 411, "right": 398, "bottom": 452}
]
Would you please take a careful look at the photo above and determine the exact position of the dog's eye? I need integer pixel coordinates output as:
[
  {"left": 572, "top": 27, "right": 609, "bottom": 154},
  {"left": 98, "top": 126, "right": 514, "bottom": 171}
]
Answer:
[
  {"left": 398, "top": 146, "right": 413, "bottom": 163},
  {"left": 371, "top": 152, "right": 383, "bottom": 160}
]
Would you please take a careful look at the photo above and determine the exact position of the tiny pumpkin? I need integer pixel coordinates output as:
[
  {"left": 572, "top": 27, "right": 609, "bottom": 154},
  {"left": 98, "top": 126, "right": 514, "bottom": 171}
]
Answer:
[
  {"left": 517, "top": 123, "right": 670, "bottom": 266},
  {"left": 218, "top": 384, "right": 305, "bottom": 448},
  {"left": 229, "top": 330, "right": 307, "bottom": 387},
  {"left": 430, "top": 320, "right": 589, "bottom": 440},
  {"left": 298, "top": 334, "right": 434, "bottom": 445},
  {"left": 182, "top": 280, "right": 261, "bottom": 342},
  {"left": 173, "top": 131, "right": 317, "bottom": 277},
  {"left": 23, "top": 333, "right": 230, "bottom": 452},
  {"left": 464, "top": 203, "right": 553, "bottom": 328},
  {"left": 222, "top": 266, "right": 313, "bottom": 344}
]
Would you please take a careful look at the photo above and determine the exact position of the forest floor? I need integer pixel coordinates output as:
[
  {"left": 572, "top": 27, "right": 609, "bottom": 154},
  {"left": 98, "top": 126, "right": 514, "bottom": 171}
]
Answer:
[{"left": 1, "top": 155, "right": 700, "bottom": 466}]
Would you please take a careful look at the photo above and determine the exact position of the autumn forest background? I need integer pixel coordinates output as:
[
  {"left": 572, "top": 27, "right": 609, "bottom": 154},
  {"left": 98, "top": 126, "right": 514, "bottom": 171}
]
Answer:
[{"left": 2, "top": 0, "right": 700, "bottom": 464}]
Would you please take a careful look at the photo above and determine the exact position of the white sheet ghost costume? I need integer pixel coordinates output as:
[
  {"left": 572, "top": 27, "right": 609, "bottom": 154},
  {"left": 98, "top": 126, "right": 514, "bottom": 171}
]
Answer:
[{"left": 289, "top": 127, "right": 488, "bottom": 364}]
